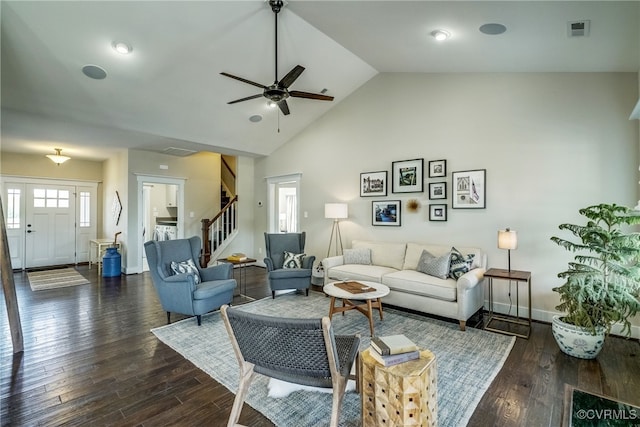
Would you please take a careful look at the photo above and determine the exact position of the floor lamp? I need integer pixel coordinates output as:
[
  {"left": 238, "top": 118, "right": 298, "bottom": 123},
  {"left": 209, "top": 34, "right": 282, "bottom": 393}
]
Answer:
[{"left": 325, "top": 203, "right": 348, "bottom": 257}]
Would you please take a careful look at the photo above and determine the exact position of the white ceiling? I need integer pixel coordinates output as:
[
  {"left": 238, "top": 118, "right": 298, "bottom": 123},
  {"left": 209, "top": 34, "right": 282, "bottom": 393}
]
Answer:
[{"left": 1, "top": 1, "right": 639, "bottom": 161}]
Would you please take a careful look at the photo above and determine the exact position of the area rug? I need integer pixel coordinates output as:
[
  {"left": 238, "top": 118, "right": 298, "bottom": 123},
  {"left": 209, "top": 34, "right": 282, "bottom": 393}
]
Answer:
[
  {"left": 27, "top": 267, "right": 89, "bottom": 291},
  {"left": 152, "top": 292, "right": 515, "bottom": 427}
]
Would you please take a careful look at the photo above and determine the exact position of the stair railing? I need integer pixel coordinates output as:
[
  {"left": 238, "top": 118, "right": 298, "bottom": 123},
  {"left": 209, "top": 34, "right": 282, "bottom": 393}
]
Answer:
[{"left": 200, "top": 195, "right": 238, "bottom": 267}]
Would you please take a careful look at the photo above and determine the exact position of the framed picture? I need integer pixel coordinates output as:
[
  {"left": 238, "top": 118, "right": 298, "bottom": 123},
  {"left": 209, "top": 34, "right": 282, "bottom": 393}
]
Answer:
[
  {"left": 428, "top": 159, "right": 447, "bottom": 178},
  {"left": 452, "top": 169, "right": 486, "bottom": 209},
  {"left": 429, "top": 204, "right": 447, "bottom": 221},
  {"left": 428, "top": 182, "right": 447, "bottom": 200},
  {"left": 372, "top": 200, "right": 401, "bottom": 226},
  {"left": 392, "top": 158, "right": 424, "bottom": 193},
  {"left": 360, "top": 171, "right": 387, "bottom": 197}
]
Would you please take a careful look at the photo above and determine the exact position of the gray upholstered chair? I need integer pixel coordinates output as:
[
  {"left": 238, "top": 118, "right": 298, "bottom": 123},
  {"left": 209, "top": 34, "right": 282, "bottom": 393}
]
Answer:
[
  {"left": 264, "top": 232, "right": 315, "bottom": 298},
  {"left": 220, "top": 305, "right": 360, "bottom": 427},
  {"left": 144, "top": 236, "right": 236, "bottom": 326}
]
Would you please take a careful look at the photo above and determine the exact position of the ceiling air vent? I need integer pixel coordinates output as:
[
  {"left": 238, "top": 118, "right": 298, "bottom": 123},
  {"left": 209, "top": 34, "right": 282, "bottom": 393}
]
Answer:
[
  {"left": 163, "top": 147, "right": 197, "bottom": 157},
  {"left": 568, "top": 20, "right": 590, "bottom": 37}
]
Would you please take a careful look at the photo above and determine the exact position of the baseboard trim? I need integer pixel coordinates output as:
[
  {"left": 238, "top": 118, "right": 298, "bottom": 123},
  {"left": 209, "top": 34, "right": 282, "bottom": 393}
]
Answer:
[{"left": 486, "top": 300, "right": 640, "bottom": 339}]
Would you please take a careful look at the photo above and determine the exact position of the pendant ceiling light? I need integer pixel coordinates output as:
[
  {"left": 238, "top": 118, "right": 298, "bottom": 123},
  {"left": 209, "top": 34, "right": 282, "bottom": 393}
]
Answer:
[{"left": 46, "top": 148, "right": 70, "bottom": 165}]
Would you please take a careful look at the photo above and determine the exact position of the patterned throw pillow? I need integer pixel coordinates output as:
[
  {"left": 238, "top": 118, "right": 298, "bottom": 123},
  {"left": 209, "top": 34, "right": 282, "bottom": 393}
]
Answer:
[
  {"left": 343, "top": 248, "right": 372, "bottom": 265},
  {"left": 283, "top": 251, "right": 306, "bottom": 269},
  {"left": 449, "top": 247, "right": 476, "bottom": 280},
  {"left": 416, "top": 249, "right": 452, "bottom": 280},
  {"left": 170, "top": 258, "right": 201, "bottom": 284}
]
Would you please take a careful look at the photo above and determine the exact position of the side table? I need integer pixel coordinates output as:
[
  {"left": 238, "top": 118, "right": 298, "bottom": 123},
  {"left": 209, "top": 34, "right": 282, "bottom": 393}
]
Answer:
[
  {"left": 484, "top": 268, "right": 532, "bottom": 339},
  {"left": 360, "top": 348, "right": 438, "bottom": 427},
  {"left": 216, "top": 257, "right": 256, "bottom": 299},
  {"left": 89, "top": 238, "right": 122, "bottom": 276}
]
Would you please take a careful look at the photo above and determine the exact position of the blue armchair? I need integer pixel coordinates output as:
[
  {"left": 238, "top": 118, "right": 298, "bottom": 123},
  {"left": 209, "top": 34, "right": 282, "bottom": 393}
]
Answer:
[
  {"left": 264, "top": 232, "right": 315, "bottom": 298},
  {"left": 144, "top": 236, "right": 236, "bottom": 325}
]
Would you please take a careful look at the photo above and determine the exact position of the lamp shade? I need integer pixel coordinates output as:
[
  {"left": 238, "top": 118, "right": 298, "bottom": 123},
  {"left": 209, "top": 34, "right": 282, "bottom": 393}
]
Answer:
[
  {"left": 324, "top": 203, "right": 348, "bottom": 219},
  {"left": 46, "top": 148, "right": 70, "bottom": 165},
  {"left": 498, "top": 228, "right": 518, "bottom": 250}
]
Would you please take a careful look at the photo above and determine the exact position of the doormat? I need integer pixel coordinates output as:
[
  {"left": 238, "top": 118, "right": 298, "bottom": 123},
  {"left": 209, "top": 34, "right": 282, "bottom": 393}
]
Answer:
[
  {"left": 563, "top": 384, "right": 640, "bottom": 427},
  {"left": 27, "top": 268, "right": 90, "bottom": 291}
]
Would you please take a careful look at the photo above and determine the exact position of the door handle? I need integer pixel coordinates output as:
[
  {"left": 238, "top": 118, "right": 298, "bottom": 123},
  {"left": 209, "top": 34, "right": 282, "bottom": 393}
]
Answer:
[{"left": 27, "top": 230, "right": 35, "bottom": 233}]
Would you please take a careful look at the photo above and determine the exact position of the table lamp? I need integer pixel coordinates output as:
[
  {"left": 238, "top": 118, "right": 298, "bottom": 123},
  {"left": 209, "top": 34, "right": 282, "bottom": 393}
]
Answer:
[
  {"left": 498, "top": 228, "right": 518, "bottom": 274},
  {"left": 325, "top": 203, "right": 348, "bottom": 257}
]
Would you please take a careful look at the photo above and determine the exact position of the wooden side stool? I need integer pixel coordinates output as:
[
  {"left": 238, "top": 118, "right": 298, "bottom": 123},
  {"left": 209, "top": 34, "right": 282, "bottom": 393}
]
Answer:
[{"left": 360, "top": 348, "right": 438, "bottom": 426}]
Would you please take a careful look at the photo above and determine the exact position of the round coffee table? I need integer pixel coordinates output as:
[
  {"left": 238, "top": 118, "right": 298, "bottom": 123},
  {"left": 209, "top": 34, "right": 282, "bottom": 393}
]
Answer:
[{"left": 323, "top": 280, "right": 390, "bottom": 336}]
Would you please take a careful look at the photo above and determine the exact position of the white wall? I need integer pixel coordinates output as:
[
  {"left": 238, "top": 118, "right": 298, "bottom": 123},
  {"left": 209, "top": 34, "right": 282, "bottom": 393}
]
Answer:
[
  {"left": 253, "top": 72, "right": 640, "bottom": 336},
  {"left": 102, "top": 150, "right": 129, "bottom": 265}
]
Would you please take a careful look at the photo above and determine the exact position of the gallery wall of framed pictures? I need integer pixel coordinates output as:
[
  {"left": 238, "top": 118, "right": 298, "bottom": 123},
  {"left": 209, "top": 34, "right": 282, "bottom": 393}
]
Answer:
[{"left": 360, "top": 158, "right": 486, "bottom": 225}]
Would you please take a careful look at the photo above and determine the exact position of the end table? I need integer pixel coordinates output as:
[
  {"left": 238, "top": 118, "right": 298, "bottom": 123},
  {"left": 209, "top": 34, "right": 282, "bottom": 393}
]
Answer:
[
  {"left": 360, "top": 348, "right": 438, "bottom": 427},
  {"left": 484, "top": 268, "right": 532, "bottom": 339},
  {"left": 216, "top": 257, "right": 256, "bottom": 299}
]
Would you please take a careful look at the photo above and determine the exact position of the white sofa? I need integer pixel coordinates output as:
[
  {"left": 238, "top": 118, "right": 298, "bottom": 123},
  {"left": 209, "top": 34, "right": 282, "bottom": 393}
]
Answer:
[{"left": 322, "top": 240, "right": 487, "bottom": 330}]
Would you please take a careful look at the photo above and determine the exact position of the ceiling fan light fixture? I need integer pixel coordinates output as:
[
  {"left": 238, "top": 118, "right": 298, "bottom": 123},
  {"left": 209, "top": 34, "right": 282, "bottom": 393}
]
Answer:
[
  {"left": 112, "top": 41, "right": 132, "bottom": 54},
  {"left": 431, "top": 29, "right": 450, "bottom": 41},
  {"left": 220, "top": 0, "right": 333, "bottom": 117},
  {"left": 46, "top": 148, "right": 70, "bottom": 165}
]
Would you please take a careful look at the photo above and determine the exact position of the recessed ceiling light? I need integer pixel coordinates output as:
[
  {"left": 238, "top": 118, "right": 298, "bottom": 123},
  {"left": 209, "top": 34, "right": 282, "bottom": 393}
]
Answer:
[
  {"left": 431, "top": 30, "right": 450, "bottom": 41},
  {"left": 82, "top": 64, "right": 107, "bottom": 79},
  {"left": 479, "top": 23, "right": 507, "bottom": 35},
  {"left": 112, "top": 41, "right": 132, "bottom": 54},
  {"left": 249, "top": 115, "right": 263, "bottom": 123}
]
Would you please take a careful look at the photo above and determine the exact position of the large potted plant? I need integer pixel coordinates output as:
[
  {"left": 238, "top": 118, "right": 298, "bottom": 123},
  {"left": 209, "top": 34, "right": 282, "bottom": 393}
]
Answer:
[{"left": 550, "top": 203, "right": 640, "bottom": 359}]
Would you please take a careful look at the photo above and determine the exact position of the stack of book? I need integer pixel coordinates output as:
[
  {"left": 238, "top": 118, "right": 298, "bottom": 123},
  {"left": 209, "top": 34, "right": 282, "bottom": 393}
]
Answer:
[
  {"left": 369, "top": 334, "right": 420, "bottom": 366},
  {"left": 227, "top": 253, "right": 248, "bottom": 262}
]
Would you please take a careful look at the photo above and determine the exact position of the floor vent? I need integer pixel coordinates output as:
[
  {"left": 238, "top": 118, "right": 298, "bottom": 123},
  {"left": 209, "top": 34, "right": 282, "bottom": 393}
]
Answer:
[
  {"left": 163, "top": 147, "right": 197, "bottom": 157},
  {"left": 568, "top": 20, "right": 590, "bottom": 37}
]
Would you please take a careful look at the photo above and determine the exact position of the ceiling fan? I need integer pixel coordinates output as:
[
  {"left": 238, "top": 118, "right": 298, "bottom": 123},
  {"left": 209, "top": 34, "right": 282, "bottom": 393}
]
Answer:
[{"left": 220, "top": 0, "right": 334, "bottom": 116}]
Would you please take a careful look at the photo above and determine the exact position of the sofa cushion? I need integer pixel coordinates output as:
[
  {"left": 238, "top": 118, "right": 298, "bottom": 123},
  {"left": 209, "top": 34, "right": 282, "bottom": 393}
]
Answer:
[
  {"left": 404, "top": 242, "right": 486, "bottom": 271},
  {"left": 449, "top": 247, "right": 476, "bottom": 279},
  {"left": 269, "top": 268, "right": 312, "bottom": 279},
  {"left": 343, "top": 248, "right": 372, "bottom": 265},
  {"left": 283, "top": 251, "right": 305, "bottom": 269},
  {"left": 327, "top": 264, "right": 398, "bottom": 283},
  {"left": 170, "top": 258, "right": 201, "bottom": 284},
  {"left": 352, "top": 240, "right": 406, "bottom": 270},
  {"left": 403, "top": 243, "right": 452, "bottom": 270},
  {"left": 416, "top": 250, "right": 451, "bottom": 280},
  {"left": 382, "top": 270, "right": 457, "bottom": 301}
]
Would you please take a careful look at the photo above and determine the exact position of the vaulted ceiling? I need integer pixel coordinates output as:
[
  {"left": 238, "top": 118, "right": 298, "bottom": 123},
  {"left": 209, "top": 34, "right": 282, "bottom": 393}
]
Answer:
[{"left": 1, "top": 1, "right": 638, "bottom": 161}]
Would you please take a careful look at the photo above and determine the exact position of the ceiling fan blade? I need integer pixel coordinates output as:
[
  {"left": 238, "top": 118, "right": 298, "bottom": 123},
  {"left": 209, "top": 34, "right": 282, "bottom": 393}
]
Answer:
[
  {"left": 220, "top": 72, "right": 267, "bottom": 89},
  {"left": 227, "top": 94, "right": 264, "bottom": 104},
  {"left": 277, "top": 100, "right": 290, "bottom": 115},
  {"left": 278, "top": 65, "right": 305, "bottom": 89},
  {"left": 289, "top": 91, "right": 334, "bottom": 101}
]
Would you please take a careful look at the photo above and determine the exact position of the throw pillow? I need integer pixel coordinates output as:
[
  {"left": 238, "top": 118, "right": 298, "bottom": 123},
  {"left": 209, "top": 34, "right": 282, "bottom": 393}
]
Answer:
[
  {"left": 416, "top": 249, "right": 452, "bottom": 280},
  {"left": 449, "top": 247, "right": 476, "bottom": 279},
  {"left": 343, "top": 248, "right": 372, "bottom": 265},
  {"left": 170, "top": 258, "right": 201, "bottom": 284},
  {"left": 283, "top": 251, "right": 305, "bottom": 269}
]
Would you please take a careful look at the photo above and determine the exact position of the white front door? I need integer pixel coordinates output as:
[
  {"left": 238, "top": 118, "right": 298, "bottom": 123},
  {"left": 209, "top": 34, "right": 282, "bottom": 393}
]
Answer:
[{"left": 25, "top": 184, "right": 76, "bottom": 267}]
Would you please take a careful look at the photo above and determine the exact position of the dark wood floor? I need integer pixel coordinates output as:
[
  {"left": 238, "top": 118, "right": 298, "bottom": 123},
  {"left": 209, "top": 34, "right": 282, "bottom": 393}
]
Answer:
[{"left": 1, "top": 265, "right": 638, "bottom": 426}]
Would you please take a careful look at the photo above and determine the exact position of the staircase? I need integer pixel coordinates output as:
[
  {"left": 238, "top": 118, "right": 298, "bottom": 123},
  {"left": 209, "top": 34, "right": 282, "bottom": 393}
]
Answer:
[{"left": 200, "top": 193, "right": 238, "bottom": 266}]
